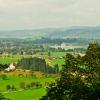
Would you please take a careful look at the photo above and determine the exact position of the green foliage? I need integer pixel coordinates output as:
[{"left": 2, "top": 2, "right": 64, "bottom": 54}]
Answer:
[
  {"left": 0, "top": 93, "right": 9, "bottom": 100},
  {"left": 65, "top": 53, "right": 78, "bottom": 68},
  {"left": 19, "top": 82, "right": 26, "bottom": 89},
  {"left": 0, "top": 74, "right": 8, "bottom": 80},
  {"left": 0, "top": 76, "right": 55, "bottom": 100},
  {"left": 17, "top": 57, "right": 46, "bottom": 71},
  {"left": 53, "top": 64, "right": 59, "bottom": 74},
  {"left": 6, "top": 85, "right": 11, "bottom": 91},
  {"left": 41, "top": 43, "right": 100, "bottom": 100},
  {"left": 0, "top": 64, "right": 9, "bottom": 69},
  {"left": 17, "top": 57, "right": 59, "bottom": 74},
  {"left": 83, "top": 43, "right": 100, "bottom": 69}
]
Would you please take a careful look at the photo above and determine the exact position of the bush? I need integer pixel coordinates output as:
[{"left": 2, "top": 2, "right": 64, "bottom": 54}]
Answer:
[
  {"left": 6, "top": 85, "right": 11, "bottom": 91},
  {"left": 0, "top": 93, "right": 9, "bottom": 100},
  {"left": 0, "top": 74, "right": 8, "bottom": 80},
  {"left": 19, "top": 82, "right": 25, "bottom": 89},
  {"left": 11, "top": 85, "right": 16, "bottom": 91}
]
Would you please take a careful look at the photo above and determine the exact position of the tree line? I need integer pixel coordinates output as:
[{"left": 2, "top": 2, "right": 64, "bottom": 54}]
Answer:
[{"left": 17, "top": 57, "right": 59, "bottom": 74}]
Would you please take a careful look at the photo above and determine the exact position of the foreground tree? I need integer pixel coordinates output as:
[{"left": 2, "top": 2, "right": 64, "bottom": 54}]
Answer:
[
  {"left": 83, "top": 42, "right": 100, "bottom": 71},
  {"left": 41, "top": 43, "right": 100, "bottom": 100}
]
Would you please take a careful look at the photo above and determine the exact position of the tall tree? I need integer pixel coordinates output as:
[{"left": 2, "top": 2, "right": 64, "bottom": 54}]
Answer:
[{"left": 41, "top": 43, "right": 100, "bottom": 100}]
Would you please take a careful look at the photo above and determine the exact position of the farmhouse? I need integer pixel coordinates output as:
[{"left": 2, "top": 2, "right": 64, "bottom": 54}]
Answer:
[{"left": 5, "top": 63, "right": 16, "bottom": 72}]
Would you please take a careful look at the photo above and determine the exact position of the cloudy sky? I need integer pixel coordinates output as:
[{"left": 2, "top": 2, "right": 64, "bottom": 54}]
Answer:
[{"left": 0, "top": 0, "right": 100, "bottom": 30}]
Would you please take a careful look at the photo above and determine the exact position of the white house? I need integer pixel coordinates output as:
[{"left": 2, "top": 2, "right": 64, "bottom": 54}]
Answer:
[{"left": 5, "top": 63, "right": 16, "bottom": 72}]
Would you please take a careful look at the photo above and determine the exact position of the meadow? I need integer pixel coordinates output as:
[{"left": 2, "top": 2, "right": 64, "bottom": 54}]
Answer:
[
  {"left": 0, "top": 51, "right": 66, "bottom": 100},
  {"left": 0, "top": 76, "right": 56, "bottom": 100},
  {"left": 5, "top": 88, "right": 46, "bottom": 100},
  {"left": 0, "top": 55, "right": 31, "bottom": 64},
  {"left": 0, "top": 52, "right": 66, "bottom": 68}
]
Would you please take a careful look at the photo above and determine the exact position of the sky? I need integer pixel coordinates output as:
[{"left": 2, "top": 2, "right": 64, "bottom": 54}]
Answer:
[{"left": 0, "top": 0, "right": 100, "bottom": 30}]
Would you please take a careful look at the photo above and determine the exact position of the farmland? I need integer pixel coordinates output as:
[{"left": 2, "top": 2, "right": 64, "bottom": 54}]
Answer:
[
  {"left": 0, "top": 37, "right": 89, "bottom": 100},
  {"left": 0, "top": 75, "right": 56, "bottom": 100},
  {"left": 5, "top": 89, "right": 46, "bottom": 100},
  {"left": 0, "top": 52, "right": 66, "bottom": 67},
  {"left": 0, "top": 51, "right": 65, "bottom": 100}
]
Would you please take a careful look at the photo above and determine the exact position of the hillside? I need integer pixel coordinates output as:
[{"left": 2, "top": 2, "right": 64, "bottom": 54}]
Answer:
[{"left": 0, "top": 26, "right": 100, "bottom": 40}]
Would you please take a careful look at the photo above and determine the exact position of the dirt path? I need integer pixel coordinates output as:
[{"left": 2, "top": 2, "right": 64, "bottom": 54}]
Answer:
[{"left": 2, "top": 89, "right": 24, "bottom": 94}]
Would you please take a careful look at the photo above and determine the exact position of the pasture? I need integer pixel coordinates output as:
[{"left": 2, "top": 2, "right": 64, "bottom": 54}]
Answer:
[
  {"left": 0, "top": 52, "right": 66, "bottom": 69},
  {"left": 0, "top": 55, "right": 31, "bottom": 64},
  {"left": 0, "top": 76, "right": 55, "bottom": 92},
  {"left": 0, "top": 51, "right": 66, "bottom": 99},
  {"left": 0, "top": 76, "right": 56, "bottom": 100},
  {"left": 5, "top": 88, "right": 46, "bottom": 100}
]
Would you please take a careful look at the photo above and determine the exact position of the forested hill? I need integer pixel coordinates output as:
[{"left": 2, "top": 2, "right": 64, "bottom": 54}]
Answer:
[{"left": 0, "top": 26, "right": 100, "bottom": 40}]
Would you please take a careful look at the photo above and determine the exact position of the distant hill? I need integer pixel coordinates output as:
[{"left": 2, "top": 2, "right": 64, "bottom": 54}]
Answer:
[
  {"left": 0, "top": 26, "right": 100, "bottom": 41},
  {"left": 45, "top": 26, "right": 100, "bottom": 40}
]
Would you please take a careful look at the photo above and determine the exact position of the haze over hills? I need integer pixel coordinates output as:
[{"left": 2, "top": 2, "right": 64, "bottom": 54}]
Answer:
[{"left": 0, "top": 26, "right": 100, "bottom": 42}]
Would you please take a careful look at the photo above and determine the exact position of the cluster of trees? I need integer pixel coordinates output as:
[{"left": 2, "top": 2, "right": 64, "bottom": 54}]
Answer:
[
  {"left": 0, "top": 74, "right": 8, "bottom": 80},
  {"left": 41, "top": 43, "right": 100, "bottom": 100},
  {"left": 0, "top": 93, "right": 9, "bottom": 100},
  {"left": 19, "top": 82, "right": 42, "bottom": 89},
  {"left": 0, "top": 64, "right": 9, "bottom": 71},
  {"left": 6, "top": 82, "right": 43, "bottom": 91},
  {"left": 17, "top": 57, "right": 59, "bottom": 74},
  {"left": 6, "top": 85, "right": 16, "bottom": 91},
  {"left": 6, "top": 81, "right": 54, "bottom": 92}
]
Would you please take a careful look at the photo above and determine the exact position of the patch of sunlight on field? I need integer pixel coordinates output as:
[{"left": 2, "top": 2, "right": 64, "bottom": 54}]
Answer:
[
  {"left": 5, "top": 88, "right": 46, "bottom": 100},
  {"left": 0, "top": 55, "right": 32, "bottom": 64}
]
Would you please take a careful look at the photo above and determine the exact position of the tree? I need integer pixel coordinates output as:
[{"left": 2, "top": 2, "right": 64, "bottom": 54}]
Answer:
[
  {"left": 12, "top": 85, "right": 16, "bottom": 91},
  {"left": 48, "top": 52, "right": 51, "bottom": 56},
  {"left": 26, "top": 84, "right": 31, "bottom": 89},
  {"left": 0, "top": 93, "right": 9, "bottom": 100},
  {"left": 53, "top": 64, "right": 59, "bottom": 74},
  {"left": 6, "top": 85, "right": 11, "bottom": 91},
  {"left": 30, "top": 82, "right": 35, "bottom": 88},
  {"left": 19, "top": 82, "right": 25, "bottom": 89},
  {"left": 41, "top": 43, "right": 100, "bottom": 100},
  {"left": 17, "top": 57, "right": 47, "bottom": 72},
  {"left": 0, "top": 74, "right": 8, "bottom": 80},
  {"left": 83, "top": 43, "right": 100, "bottom": 73},
  {"left": 65, "top": 53, "right": 78, "bottom": 68}
]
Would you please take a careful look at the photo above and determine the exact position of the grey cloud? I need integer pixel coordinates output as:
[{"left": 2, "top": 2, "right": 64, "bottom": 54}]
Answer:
[{"left": 0, "top": 0, "right": 100, "bottom": 30}]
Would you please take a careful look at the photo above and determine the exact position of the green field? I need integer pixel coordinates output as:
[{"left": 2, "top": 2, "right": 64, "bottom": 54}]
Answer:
[
  {"left": 0, "top": 76, "right": 55, "bottom": 92},
  {"left": 0, "top": 55, "right": 31, "bottom": 64},
  {"left": 0, "top": 52, "right": 65, "bottom": 70},
  {"left": 5, "top": 88, "right": 46, "bottom": 100},
  {"left": 0, "top": 52, "right": 65, "bottom": 100},
  {"left": 0, "top": 76, "right": 56, "bottom": 100},
  {"left": 52, "top": 59, "right": 65, "bottom": 70},
  {"left": 50, "top": 52, "right": 66, "bottom": 57},
  {"left": 37, "top": 52, "right": 66, "bottom": 57}
]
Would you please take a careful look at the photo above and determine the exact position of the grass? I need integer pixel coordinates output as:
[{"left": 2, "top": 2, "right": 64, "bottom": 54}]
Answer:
[
  {"left": 0, "top": 52, "right": 65, "bottom": 71},
  {"left": 0, "top": 76, "right": 55, "bottom": 100},
  {"left": 52, "top": 59, "right": 65, "bottom": 70},
  {"left": 0, "top": 76, "right": 55, "bottom": 92},
  {"left": 0, "top": 52, "right": 65, "bottom": 99},
  {"left": 0, "top": 52, "right": 66, "bottom": 64},
  {"left": 0, "top": 55, "right": 32, "bottom": 64},
  {"left": 50, "top": 52, "right": 66, "bottom": 57},
  {"left": 5, "top": 88, "right": 46, "bottom": 100},
  {"left": 37, "top": 52, "right": 66, "bottom": 57}
]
